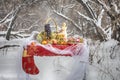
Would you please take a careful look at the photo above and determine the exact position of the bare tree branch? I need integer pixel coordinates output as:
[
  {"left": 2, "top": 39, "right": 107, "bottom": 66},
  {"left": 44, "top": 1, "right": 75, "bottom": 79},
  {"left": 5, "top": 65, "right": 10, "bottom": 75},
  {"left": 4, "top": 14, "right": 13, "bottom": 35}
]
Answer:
[
  {"left": 5, "top": 6, "right": 21, "bottom": 40},
  {"left": 53, "top": 10, "right": 82, "bottom": 31},
  {"left": 96, "top": 9, "right": 104, "bottom": 27},
  {"left": 76, "top": 0, "right": 111, "bottom": 41},
  {"left": 77, "top": 11, "right": 94, "bottom": 21},
  {"left": 111, "top": 2, "right": 120, "bottom": 14},
  {"left": 97, "top": 0, "right": 110, "bottom": 11},
  {"left": 0, "top": 10, "right": 13, "bottom": 24},
  {"left": 19, "top": 19, "right": 40, "bottom": 33},
  {"left": 0, "top": 31, "right": 30, "bottom": 38},
  {"left": 96, "top": 0, "right": 120, "bottom": 42},
  {"left": 76, "top": 0, "right": 97, "bottom": 19},
  {"left": 62, "top": 3, "right": 76, "bottom": 9}
]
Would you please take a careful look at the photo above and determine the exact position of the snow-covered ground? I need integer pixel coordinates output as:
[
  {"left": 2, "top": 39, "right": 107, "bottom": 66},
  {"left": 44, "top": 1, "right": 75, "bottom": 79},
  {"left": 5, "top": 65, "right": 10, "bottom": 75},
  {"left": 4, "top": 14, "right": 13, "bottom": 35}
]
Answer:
[
  {"left": 0, "top": 37, "right": 88, "bottom": 80},
  {"left": 0, "top": 38, "right": 26, "bottom": 80},
  {"left": 0, "top": 37, "right": 120, "bottom": 80}
]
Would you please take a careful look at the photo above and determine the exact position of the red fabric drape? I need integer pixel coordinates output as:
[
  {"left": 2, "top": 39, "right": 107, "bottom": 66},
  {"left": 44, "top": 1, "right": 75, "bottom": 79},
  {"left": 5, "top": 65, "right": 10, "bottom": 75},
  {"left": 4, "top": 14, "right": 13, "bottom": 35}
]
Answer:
[{"left": 22, "top": 42, "right": 75, "bottom": 75}]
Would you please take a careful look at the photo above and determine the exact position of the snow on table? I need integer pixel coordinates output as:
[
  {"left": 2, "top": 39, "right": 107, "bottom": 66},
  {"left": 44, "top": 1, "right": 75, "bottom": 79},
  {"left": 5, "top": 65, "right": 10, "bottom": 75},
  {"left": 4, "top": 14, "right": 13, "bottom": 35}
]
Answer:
[{"left": 22, "top": 41, "right": 89, "bottom": 80}]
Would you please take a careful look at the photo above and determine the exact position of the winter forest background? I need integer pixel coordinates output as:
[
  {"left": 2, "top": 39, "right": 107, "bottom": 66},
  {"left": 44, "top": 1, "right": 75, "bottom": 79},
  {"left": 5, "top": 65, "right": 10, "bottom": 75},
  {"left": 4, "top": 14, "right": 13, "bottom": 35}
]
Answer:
[{"left": 0, "top": 0, "right": 120, "bottom": 80}]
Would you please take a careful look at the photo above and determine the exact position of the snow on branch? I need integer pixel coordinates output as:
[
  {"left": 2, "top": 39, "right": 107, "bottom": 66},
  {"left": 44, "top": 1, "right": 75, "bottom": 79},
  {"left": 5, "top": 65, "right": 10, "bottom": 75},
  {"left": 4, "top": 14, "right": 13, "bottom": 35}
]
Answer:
[
  {"left": 111, "top": 2, "right": 120, "bottom": 14},
  {"left": 77, "top": 11, "right": 94, "bottom": 21},
  {"left": 62, "top": 3, "right": 76, "bottom": 9},
  {"left": 53, "top": 10, "right": 82, "bottom": 31},
  {"left": 86, "top": 2, "right": 97, "bottom": 20},
  {"left": 97, "top": 0, "right": 119, "bottom": 14},
  {"left": 6, "top": 7, "right": 20, "bottom": 40},
  {"left": 77, "top": 0, "right": 111, "bottom": 40},
  {"left": 0, "top": 10, "right": 14, "bottom": 24},
  {"left": 77, "top": 9, "right": 104, "bottom": 28},
  {"left": 96, "top": 9, "right": 104, "bottom": 27},
  {"left": 77, "top": 0, "right": 97, "bottom": 20},
  {"left": 19, "top": 19, "right": 40, "bottom": 32},
  {"left": 81, "top": 0, "right": 88, "bottom": 3},
  {"left": 97, "top": 0, "right": 110, "bottom": 11},
  {"left": 0, "top": 31, "right": 30, "bottom": 38},
  {"left": 95, "top": 9, "right": 112, "bottom": 40}
]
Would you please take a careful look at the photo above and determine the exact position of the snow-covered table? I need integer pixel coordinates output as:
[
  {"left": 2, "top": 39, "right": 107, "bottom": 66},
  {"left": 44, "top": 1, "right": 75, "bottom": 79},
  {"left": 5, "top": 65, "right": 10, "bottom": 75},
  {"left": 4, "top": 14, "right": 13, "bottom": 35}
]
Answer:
[{"left": 22, "top": 41, "right": 89, "bottom": 80}]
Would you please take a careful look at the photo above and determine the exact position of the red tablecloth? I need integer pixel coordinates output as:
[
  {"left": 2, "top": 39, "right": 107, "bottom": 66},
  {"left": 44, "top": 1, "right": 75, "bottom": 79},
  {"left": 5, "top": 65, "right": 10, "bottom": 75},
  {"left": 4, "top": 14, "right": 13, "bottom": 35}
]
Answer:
[{"left": 22, "top": 42, "right": 83, "bottom": 75}]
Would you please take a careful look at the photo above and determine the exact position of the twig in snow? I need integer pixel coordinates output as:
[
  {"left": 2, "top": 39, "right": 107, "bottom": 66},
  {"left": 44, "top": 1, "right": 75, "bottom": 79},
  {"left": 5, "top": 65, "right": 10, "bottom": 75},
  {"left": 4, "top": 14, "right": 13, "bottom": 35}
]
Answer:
[
  {"left": 0, "top": 45, "right": 20, "bottom": 49},
  {"left": 110, "top": 45, "right": 117, "bottom": 59}
]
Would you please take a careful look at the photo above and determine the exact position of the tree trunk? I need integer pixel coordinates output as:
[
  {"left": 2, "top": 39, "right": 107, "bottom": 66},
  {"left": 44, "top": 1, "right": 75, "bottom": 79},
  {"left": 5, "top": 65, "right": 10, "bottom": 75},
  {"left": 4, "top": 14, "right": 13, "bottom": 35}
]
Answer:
[{"left": 5, "top": 7, "right": 20, "bottom": 40}]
